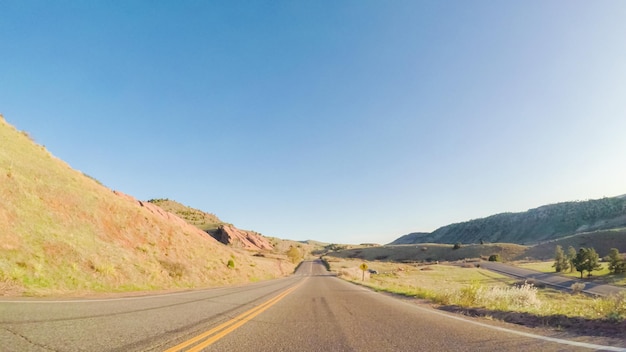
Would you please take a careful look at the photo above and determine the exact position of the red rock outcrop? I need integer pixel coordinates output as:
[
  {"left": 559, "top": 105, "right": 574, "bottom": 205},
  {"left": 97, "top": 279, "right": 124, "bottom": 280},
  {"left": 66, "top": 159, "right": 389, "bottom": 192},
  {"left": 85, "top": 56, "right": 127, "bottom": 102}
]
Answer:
[
  {"left": 215, "top": 224, "right": 273, "bottom": 251},
  {"left": 112, "top": 190, "right": 217, "bottom": 242}
]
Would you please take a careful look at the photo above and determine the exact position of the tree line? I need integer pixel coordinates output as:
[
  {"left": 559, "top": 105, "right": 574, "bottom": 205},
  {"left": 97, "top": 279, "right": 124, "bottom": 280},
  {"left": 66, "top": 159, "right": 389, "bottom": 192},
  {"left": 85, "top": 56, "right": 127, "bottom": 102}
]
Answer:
[{"left": 553, "top": 245, "right": 626, "bottom": 278}]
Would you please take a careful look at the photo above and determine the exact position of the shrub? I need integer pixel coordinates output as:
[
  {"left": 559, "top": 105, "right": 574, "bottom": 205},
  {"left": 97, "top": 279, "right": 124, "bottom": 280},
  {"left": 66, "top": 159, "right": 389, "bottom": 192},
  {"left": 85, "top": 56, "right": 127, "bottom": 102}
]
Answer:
[
  {"left": 287, "top": 246, "right": 302, "bottom": 264},
  {"left": 159, "top": 260, "right": 186, "bottom": 279},
  {"left": 319, "top": 257, "right": 331, "bottom": 271},
  {"left": 488, "top": 254, "right": 501, "bottom": 262},
  {"left": 227, "top": 259, "right": 235, "bottom": 269},
  {"left": 453, "top": 243, "right": 462, "bottom": 250},
  {"left": 570, "top": 282, "right": 586, "bottom": 294}
]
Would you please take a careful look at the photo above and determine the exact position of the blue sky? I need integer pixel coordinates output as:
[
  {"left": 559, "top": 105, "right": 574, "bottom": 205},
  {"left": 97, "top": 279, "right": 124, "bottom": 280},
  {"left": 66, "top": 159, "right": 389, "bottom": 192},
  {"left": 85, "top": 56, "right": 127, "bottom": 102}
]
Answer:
[{"left": 2, "top": 1, "right": 625, "bottom": 244}]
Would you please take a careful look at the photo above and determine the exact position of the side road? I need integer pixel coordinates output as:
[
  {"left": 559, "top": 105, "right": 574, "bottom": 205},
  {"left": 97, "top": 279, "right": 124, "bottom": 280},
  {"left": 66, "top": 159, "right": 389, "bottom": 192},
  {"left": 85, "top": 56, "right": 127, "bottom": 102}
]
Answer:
[{"left": 478, "top": 261, "right": 626, "bottom": 296}]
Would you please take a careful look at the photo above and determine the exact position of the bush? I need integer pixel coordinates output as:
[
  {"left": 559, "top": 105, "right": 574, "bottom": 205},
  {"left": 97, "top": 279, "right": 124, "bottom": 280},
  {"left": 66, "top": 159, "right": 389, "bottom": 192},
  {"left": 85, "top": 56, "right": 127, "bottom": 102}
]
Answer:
[
  {"left": 488, "top": 254, "right": 501, "bottom": 262},
  {"left": 570, "top": 282, "right": 586, "bottom": 294},
  {"left": 227, "top": 259, "right": 235, "bottom": 269},
  {"left": 159, "top": 260, "right": 186, "bottom": 279},
  {"left": 287, "top": 246, "right": 302, "bottom": 264},
  {"left": 319, "top": 257, "right": 330, "bottom": 271},
  {"left": 453, "top": 243, "right": 462, "bottom": 250}
]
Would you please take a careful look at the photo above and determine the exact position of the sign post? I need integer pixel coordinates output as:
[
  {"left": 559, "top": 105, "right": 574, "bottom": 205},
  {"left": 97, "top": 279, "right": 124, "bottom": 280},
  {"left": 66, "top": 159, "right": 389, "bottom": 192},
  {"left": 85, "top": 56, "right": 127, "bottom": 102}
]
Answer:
[{"left": 359, "top": 263, "right": 368, "bottom": 281}]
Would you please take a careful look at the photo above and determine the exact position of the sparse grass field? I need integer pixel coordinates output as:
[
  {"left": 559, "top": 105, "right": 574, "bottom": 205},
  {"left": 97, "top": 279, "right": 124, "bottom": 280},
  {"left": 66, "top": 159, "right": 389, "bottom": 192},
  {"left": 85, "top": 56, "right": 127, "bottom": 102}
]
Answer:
[
  {"left": 325, "top": 257, "right": 626, "bottom": 323},
  {"left": 518, "top": 261, "right": 610, "bottom": 277}
]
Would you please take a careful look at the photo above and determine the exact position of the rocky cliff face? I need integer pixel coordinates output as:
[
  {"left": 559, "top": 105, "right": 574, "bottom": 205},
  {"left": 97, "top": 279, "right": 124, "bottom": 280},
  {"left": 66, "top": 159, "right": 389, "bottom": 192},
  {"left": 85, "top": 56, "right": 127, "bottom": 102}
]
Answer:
[{"left": 214, "top": 224, "right": 273, "bottom": 250}]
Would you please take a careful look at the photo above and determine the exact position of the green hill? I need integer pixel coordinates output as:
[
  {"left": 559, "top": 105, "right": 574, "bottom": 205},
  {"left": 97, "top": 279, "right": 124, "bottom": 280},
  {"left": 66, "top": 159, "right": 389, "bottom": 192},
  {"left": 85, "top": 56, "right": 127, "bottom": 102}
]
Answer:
[
  {"left": 391, "top": 197, "right": 626, "bottom": 245},
  {"left": 0, "top": 115, "right": 294, "bottom": 296}
]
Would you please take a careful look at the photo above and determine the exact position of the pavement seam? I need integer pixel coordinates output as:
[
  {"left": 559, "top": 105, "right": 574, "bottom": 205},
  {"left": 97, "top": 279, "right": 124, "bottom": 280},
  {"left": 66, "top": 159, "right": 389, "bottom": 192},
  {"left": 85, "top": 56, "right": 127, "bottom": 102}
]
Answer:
[{"left": 2, "top": 327, "right": 59, "bottom": 352}]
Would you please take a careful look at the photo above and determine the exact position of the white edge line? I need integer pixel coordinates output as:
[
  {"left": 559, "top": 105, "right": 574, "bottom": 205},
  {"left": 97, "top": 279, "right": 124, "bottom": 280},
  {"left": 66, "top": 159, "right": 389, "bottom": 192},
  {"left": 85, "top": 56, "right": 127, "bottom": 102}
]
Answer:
[
  {"left": 405, "top": 294, "right": 626, "bottom": 351},
  {"left": 341, "top": 278, "right": 626, "bottom": 351}
]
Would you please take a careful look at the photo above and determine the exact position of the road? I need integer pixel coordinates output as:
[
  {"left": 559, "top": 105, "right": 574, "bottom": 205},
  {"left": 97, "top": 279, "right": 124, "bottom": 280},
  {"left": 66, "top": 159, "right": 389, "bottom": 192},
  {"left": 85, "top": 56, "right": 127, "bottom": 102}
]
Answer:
[
  {"left": 478, "top": 261, "right": 626, "bottom": 296},
  {"left": 1, "top": 260, "right": 624, "bottom": 352}
]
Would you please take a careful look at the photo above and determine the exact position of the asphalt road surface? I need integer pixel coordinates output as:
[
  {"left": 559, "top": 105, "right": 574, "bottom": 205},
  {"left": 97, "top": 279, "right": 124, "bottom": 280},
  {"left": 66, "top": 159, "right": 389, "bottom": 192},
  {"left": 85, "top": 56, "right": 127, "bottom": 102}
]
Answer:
[
  {"left": 1, "top": 260, "right": 625, "bottom": 352},
  {"left": 478, "top": 261, "right": 626, "bottom": 296}
]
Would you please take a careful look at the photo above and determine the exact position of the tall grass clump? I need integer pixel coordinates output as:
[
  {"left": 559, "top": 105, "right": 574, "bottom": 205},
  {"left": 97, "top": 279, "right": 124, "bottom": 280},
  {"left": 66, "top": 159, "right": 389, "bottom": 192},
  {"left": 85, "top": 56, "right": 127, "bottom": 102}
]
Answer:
[
  {"left": 479, "top": 282, "right": 541, "bottom": 310},
  {"left": 439, "top": 281, "right": 541, "bottom": 311},
  {"left": 593, "top": 292, "right": 626, "bottom": 321},
  {"left": 438, "top": 282, "right": 481, "bottom": 306}
]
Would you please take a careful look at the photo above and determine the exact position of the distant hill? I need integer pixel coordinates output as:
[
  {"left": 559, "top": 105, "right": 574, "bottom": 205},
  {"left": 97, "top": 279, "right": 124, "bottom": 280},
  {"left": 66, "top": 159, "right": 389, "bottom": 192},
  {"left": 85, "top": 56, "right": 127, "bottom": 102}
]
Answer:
[
  {"left": 325, "top": 243, "right": 529, "bottom": 263},
  {"left": 327, "top": 227, "right": 626, "bottom": 263},
  {"left": 0, "top": 115, "right": 295, "bottom": 296},
  {"left": 389, "top": 232, "right": 430, "bottom": 245},
  {"left": 391, "top": 197, "right": 626, "bottom": 245}
]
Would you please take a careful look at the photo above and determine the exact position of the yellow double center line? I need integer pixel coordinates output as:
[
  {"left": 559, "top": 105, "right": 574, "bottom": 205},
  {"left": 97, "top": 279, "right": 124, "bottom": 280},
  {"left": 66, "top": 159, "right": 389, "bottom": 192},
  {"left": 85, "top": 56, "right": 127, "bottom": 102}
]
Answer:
[{"left": 165, "top": 281, "right": 303, "bottom": 352}]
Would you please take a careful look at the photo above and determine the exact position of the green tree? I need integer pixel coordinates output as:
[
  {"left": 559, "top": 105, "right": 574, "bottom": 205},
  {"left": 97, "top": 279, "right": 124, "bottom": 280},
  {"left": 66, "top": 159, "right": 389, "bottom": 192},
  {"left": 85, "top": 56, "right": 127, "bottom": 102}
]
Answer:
[
  {"left": 566, "top": 246, "right": 577, "bottom": 273},
  {"left": 606, "top": 248, "right": 626, "bottom": 274},
  {"left": 572, "top": 248, "right": 602, "bottom": 278},
  {"left": 552, "top": 245, "right": 569, "bottom": 272}
]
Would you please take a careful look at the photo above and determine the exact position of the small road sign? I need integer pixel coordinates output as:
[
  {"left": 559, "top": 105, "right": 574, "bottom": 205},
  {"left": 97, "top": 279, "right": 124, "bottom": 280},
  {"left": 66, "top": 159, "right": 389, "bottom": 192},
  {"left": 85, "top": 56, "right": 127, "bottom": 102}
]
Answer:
[{"left": 359, "top": 263, "right": 368, "bottom": 281}]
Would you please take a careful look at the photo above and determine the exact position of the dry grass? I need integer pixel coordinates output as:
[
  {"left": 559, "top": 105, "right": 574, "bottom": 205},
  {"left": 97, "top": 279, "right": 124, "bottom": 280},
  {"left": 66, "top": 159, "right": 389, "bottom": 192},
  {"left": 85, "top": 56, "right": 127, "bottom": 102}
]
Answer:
[
  {"left": 0, "top": 116, "right": 295, "bottom": 296},
  {"left": 325, "top": 243, "right": 528, "bottom": 263},
  {"left": 325, "top": 257, "right": 626, "bottom": 322}
]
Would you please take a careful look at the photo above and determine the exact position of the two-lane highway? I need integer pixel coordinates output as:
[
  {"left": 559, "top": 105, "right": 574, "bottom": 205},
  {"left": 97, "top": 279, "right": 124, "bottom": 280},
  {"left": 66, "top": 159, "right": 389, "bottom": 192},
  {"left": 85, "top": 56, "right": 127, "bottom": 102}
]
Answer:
[
  {"left": 1, "top": 261, "right": 624, "bottom": 351},
  {"left": 0, "top": 274, "right": 304, "bottom": 351}
]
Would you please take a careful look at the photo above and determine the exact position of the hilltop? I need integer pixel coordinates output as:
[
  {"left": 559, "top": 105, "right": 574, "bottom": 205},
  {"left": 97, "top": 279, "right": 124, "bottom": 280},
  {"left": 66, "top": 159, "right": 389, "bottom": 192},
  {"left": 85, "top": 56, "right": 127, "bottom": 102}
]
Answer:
[
  {"left": 146, "top": 198, "right": 224, "bottom": 234},
  {"left": 391, "top": 196, "right": 626, "bottom": 245},
  {"left": 147, "top": 199, "right": 275, "bottom": 251},
  {"left": 0, "top": 115, "right": 295, "bottom": 296}
]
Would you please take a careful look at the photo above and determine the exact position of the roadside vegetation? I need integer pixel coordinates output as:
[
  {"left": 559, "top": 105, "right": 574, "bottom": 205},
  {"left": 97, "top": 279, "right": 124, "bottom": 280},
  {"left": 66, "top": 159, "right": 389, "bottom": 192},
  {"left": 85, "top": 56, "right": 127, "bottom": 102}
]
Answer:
[
  {"left": 324, "top": 258, "right": 626, "bottom": 329},
  {"left": 519, "top": 262, "right": 626, "bottom": 287}
]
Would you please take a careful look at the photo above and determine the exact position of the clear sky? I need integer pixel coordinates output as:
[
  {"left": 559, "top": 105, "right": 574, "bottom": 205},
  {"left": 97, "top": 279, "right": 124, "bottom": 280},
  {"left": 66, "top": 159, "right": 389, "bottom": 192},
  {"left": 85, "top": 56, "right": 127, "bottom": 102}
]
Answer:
[{"left": 2, "top": 1, "right": 625, "bottom": 244}]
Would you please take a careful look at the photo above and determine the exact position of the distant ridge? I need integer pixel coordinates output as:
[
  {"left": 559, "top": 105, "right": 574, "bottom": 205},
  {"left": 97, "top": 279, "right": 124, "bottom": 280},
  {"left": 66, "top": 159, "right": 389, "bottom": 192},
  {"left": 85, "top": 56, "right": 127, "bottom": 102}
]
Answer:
[{"left": 391, "top": 196, "right": 626, "bottom": 245}]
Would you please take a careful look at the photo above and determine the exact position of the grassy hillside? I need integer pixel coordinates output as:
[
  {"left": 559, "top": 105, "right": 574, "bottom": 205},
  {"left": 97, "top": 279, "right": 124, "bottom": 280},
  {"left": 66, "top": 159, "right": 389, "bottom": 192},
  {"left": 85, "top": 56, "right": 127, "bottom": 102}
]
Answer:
[
  {"left": 326, "top": 243, "right": 528, "bottom": 263},
  {"left": 0, "top": 116, "right": 294, "bottom": 296},
  {"left": 330, "top": 228, "right": 626, "bottom": 263},
  {"left": 392, "top": 197, "right": 626, "bottom": 245},
  {"left": 147, "top": 198, "right": 224, "bottom": 234}
]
